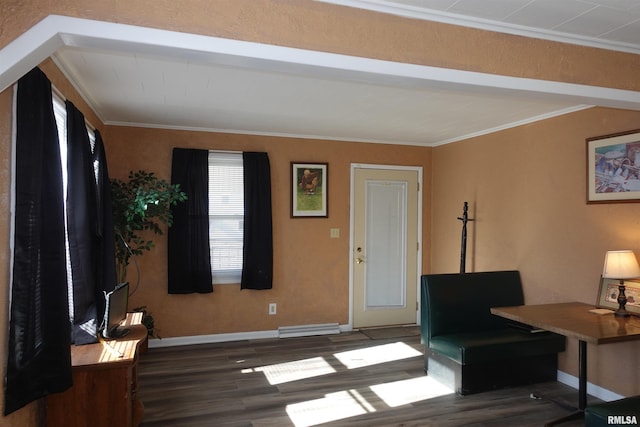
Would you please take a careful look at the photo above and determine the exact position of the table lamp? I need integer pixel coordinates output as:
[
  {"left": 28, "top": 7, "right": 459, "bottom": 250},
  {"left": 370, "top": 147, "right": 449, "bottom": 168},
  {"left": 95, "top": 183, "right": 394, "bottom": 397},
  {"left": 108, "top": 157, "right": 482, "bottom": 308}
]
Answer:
[{"left": 602, "top": 250, "right": 640, "bottom": 317}]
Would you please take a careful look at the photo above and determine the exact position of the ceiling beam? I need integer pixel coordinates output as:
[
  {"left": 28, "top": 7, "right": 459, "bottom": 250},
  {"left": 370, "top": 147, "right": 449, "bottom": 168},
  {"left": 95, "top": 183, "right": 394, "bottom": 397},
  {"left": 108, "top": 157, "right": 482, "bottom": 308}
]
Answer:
[{"left": 1, "top": 14, "right": 639, "bottom": 136}]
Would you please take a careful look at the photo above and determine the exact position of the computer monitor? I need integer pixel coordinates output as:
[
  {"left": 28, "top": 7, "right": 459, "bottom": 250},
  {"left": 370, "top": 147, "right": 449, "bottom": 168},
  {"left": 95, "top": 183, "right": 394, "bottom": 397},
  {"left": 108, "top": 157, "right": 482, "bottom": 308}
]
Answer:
[{"left": 102, "top": 282, "right": 130, "bottom": 339}]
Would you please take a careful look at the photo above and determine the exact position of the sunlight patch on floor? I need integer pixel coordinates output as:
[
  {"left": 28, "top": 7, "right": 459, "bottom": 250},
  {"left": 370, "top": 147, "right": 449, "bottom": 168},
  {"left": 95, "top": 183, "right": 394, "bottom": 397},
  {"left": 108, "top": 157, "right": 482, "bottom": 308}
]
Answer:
[
  {"left": 245, "top": 356, "right": 336, "bottom": 385},
  {"left": 333, "top": 341, "right": 422, "bottom": 369},
  {"left": 370, "top": 376, "right": 453, "bottom": 407},
  {"left": 286, "top": 389, "right": 373, "bottom": 427},
  {"left": 285, "top": 376, "right": 453, "bottom": 426}
]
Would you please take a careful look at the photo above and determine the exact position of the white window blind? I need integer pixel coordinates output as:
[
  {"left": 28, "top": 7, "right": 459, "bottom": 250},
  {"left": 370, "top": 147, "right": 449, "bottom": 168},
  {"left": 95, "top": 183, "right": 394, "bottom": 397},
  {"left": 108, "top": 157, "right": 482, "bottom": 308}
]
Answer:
[
  {"left": 208, "top": 151, "right": 244, "bottom": 284},
  {"left": 52, "top": 91, "right": 75, "bottom": 323}
]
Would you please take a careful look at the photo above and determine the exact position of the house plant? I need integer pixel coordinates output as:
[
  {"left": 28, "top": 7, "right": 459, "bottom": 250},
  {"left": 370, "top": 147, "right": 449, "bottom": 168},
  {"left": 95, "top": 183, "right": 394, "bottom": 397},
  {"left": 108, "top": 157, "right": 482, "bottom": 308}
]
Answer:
[{"left": 111, "top": 170, "right": 187, "bottom": 336}]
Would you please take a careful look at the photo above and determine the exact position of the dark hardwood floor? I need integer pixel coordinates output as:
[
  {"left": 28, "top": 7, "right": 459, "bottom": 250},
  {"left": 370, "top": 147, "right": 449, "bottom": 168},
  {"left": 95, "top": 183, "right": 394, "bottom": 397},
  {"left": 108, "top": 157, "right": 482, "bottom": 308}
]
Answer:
[{"left": 138, "top": 329, "right": 595, "bottom": 426}]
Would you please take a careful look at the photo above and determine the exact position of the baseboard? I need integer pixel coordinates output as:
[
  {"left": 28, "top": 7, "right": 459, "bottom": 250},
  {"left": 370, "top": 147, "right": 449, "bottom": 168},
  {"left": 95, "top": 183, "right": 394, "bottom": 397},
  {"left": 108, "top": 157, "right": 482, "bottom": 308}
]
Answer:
[
  {"left": 148, "top": 330, "right": 278, "bottom": 348},
  {"left": 278, "top": 323, "right": 341, "bottom": 338},
  {"left": 556, "top": 370, "right": 624, "bottom": 402},
  {"left": 148, "top": 323, "right": 351, "bottom": 349}
]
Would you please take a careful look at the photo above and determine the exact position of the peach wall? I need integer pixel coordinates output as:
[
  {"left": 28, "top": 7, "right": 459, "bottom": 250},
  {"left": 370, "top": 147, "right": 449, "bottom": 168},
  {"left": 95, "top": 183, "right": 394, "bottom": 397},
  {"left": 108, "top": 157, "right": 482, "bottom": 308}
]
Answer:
[
  {"left": 431, "top": 106, "right": 640, "bottom": 396},
  {"left": 1, "top": 1, "right": 640, "bottom": 425},
  {"left": 103, "top": 125, "right": 432, "bottom": 337}
]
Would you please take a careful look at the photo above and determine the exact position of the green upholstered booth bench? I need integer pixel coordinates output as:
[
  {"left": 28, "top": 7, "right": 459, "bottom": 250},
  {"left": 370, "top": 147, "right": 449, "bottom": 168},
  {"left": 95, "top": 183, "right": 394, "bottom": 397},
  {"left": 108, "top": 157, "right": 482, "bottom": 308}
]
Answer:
[
  {"left": 585, "top": 396, "right": 640, "bottom": 427},
  {"left": 420, "top": 271, "right": 566, "bottom": 395}
]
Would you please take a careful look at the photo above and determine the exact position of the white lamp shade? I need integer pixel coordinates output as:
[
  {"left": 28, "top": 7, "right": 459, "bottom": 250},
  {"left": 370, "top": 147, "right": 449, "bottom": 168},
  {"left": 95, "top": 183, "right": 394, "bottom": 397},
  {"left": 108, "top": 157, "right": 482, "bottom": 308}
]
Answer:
[{"left": 602, "top": 250, "right": 640, "bottom": 279}]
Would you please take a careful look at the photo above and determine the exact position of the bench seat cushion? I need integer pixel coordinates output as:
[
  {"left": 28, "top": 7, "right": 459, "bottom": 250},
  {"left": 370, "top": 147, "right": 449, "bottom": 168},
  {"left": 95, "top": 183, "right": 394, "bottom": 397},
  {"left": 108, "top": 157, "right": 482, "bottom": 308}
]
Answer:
[{"left": 429, "top": 328, "right": 566, "bottom": 365}]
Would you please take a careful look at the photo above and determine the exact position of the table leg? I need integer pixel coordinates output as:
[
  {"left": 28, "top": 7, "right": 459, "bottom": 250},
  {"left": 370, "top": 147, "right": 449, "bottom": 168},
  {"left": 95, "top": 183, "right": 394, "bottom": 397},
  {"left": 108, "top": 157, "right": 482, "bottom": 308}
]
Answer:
[
  {"left": 578, "top": 339, "right": 587, "bottom": 410},
  {"left": 544, "top": 340, "right": 587, "bottom": 426}
]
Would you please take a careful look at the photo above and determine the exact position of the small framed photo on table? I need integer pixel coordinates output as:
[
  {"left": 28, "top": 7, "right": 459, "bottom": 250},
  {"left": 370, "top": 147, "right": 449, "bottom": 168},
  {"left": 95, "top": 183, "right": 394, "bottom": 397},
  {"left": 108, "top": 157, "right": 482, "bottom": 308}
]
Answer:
[
  {"left": 291, "top": 162, "right": 328, "bottom": 218},
  {"left": 596, "top": 276, "right": 640, "bottom": 315}
]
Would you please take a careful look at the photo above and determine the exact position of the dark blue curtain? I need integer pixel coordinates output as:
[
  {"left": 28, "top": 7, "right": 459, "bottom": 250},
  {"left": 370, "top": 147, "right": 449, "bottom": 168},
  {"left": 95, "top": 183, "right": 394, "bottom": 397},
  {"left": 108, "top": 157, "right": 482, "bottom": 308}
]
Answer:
[
  {"left": 168, "top": 148, "right": 213, "bottom": 294},
  {"left": 168, "top": 150, "right": 272, "bottom": 292},
  {"left": 92, "top": 130, "right": 117, "bottom": 322},
  {"left": 66, "top": 101, "right": 101, "bottom": 344},
  {"left": 241, "top": 152, "right": 273, "bottom": 290},
  {"left": 5, "top": 67, "right": 72, "bottom": 415}
]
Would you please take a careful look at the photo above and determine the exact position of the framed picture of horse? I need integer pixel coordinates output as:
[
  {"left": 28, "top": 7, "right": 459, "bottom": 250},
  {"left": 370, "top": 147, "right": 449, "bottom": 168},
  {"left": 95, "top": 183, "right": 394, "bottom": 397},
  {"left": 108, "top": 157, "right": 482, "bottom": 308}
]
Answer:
[{"left": 291, "top": 162, "right": 328, "bottom": 217}]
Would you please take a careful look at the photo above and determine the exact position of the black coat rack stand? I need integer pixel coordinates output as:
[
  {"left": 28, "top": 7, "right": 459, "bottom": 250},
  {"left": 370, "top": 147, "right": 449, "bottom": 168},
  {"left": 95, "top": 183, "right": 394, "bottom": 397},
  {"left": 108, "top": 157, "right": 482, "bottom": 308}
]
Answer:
[{"left": 457, "top": 202, "right": 474, "bottom": 273}]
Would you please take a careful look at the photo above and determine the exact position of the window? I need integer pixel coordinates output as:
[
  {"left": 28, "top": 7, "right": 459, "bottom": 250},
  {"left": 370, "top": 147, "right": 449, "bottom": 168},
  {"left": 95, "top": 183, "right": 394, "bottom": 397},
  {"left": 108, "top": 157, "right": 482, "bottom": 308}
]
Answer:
[{"left": 208, "top": 151, "right": 244, "bottom": 284}]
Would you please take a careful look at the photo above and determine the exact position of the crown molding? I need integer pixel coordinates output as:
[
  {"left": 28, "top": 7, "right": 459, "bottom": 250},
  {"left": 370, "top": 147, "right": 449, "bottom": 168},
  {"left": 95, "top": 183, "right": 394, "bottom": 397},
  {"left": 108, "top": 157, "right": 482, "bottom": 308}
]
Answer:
[{"left": 317, "top": 0, "right": 640, "bottom": 55}]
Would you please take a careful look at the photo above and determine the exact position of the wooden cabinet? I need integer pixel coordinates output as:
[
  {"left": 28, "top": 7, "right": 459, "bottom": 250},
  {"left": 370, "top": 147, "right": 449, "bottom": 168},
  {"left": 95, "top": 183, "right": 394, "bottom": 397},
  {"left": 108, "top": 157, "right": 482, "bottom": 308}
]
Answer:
[{"left": 46, "top": 313, "right": 148, "bottom": 427}]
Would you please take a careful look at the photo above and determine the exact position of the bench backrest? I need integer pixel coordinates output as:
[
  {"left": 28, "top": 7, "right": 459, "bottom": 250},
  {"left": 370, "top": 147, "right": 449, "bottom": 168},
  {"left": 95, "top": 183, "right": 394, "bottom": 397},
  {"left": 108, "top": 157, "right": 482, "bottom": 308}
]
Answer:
[{"left": 420, "top": 271, "right": 524, "bottom": 343}]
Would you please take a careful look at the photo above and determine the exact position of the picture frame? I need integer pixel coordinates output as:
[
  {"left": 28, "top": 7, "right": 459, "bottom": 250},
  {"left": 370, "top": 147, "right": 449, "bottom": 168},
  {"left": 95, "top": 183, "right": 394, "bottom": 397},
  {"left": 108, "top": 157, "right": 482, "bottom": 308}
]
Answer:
[
  {"left": 587, "top": 129, "right": 640, "bottom": 203},
  {"left": 596, "top": 276, "right": 640, "bottom": 316},
  {"left": 291, "top": 162, "right": 328, "bottom": 218}
]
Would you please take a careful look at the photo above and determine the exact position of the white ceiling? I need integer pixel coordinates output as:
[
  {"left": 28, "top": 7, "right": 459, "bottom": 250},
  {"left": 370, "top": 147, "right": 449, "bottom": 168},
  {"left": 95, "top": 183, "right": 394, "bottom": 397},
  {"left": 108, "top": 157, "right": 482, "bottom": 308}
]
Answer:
[
  {"left": 47, "top": 0, "right": 640, "bottom": 147},
  {"left": 341, "top": 0, "right": 640, "bottom": 50}
]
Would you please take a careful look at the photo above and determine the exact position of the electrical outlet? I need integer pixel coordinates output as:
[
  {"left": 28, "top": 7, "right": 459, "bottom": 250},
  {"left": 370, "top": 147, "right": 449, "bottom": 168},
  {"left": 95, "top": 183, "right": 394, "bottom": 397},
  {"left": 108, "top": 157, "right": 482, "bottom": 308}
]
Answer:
[{"left": 268, "top": 303, "right": 277, "bottom": 315}]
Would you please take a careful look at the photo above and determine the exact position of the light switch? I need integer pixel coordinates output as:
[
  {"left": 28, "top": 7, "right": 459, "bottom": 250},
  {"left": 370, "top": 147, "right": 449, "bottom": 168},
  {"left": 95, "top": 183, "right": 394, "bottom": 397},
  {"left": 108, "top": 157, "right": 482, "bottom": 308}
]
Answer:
[{"left": 330, "top": 228, "right": 340, "bottom": 238}]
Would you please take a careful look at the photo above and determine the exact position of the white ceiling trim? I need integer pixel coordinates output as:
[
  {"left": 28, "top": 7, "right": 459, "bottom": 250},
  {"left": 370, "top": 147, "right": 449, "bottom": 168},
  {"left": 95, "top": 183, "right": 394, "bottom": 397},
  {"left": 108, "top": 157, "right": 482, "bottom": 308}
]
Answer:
[
  {"left": 3, "top": 16, "right": 639, "bottom": 106},
  {"left": 101, "top": 104, "right": 592, "bottom": 147},
  {"left": 433, "top": 105, "right": 592, "bottom": 146},
  {"left": 317, "top": 0, "right": 640, "bottom": 55},
  {"left": 1, "top": 15, "right": 639, "bottom": 146}
]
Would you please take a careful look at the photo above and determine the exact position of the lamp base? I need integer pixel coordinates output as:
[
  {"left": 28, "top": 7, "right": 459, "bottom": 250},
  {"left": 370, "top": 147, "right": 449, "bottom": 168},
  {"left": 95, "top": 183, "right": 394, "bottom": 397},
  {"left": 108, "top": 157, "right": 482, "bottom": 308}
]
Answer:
[
  {"left": 615, "top": 282, "right": 631, "bottom": 318},
  {"left": 614, "top": 309, "right": 630, "bottom": 318}
]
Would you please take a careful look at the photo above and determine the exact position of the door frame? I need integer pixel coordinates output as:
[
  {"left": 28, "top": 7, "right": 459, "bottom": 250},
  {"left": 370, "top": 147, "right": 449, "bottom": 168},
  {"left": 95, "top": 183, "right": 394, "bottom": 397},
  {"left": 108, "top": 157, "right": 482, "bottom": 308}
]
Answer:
[{"left": 348, "top": 163, "right": 423, "bottom": 330}]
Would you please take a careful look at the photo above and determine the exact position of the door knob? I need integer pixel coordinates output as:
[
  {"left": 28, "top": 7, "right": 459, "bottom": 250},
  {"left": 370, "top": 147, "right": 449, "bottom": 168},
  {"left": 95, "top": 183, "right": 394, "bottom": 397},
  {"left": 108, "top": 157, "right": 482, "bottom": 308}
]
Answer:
[{"left": 355, "top": 257, "right": 364, "bottom": 264}]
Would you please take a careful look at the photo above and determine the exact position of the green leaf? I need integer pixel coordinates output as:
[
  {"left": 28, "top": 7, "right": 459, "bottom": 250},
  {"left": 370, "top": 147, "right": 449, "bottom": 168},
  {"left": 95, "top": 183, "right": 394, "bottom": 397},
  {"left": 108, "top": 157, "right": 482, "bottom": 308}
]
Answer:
[{"left": 111, "top": 169, "right": 187, "bottom": 275}]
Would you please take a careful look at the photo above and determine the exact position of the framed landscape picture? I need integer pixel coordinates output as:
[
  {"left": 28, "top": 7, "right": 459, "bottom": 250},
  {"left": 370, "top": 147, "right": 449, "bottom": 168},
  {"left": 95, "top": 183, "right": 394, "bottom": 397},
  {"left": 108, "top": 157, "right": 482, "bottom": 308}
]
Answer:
[
  {"left": 587, "top": 129, "right": 640, "bottom": 203},
  {"left": 291, "top": 162, "right": 328, "bottom": 217}
]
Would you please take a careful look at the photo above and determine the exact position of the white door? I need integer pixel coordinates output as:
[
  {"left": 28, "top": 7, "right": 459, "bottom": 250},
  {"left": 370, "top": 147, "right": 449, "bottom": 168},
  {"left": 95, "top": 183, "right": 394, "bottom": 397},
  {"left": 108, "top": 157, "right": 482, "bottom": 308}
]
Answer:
[{"left": 352, "top": 166, "right": 420, "bottom": 328}]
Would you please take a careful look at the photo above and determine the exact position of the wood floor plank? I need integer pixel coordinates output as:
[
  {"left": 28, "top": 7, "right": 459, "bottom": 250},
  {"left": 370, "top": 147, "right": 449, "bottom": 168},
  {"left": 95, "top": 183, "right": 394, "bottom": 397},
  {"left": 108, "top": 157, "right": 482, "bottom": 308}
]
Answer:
[{"left": 138, "top": 332, "right": 594, "bottom": 426}]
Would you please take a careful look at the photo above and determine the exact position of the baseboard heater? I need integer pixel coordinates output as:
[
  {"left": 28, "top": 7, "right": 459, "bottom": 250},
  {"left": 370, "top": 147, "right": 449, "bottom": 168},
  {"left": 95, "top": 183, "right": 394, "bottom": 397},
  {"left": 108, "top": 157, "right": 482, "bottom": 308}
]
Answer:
[{"left": 278, "top": 323, "right": 340, "bottom": 339}]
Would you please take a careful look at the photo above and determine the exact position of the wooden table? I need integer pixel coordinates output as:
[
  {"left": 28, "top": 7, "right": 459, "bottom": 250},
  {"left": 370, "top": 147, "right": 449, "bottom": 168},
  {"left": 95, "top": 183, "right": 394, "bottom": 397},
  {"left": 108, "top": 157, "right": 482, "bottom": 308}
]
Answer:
[
  {"left": 491, "top": 302, "right": 640, "bottom": 426},
  {"left": 46, "top": 312, "right": 148, "bottom": 427}
]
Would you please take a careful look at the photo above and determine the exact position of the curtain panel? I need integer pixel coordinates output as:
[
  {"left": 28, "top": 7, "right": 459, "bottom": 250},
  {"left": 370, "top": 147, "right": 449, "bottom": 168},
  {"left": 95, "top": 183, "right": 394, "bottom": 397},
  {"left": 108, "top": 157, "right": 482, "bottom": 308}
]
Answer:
[
  {"left": 92, "top": 130, "right": 118, "bottom": 317},
  {"left": 168, "top": 148, "right": 213, "bottom": 294},
  {"left": 241, "top": 152, "right": 273, "bottom": 290},
  {"left": 5, "top": 67, "right": 72, "bottom": 415},
  {"left": 66, "top": 101, "right": 106, "bottom": 344},
  {"left": 66, "top": 109, "right": 117, "bottom": 345},
  {"left": 168, "top": 150, "right": 273, "bottom": 292}
]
